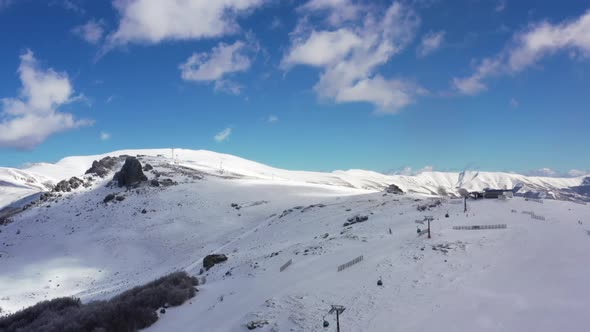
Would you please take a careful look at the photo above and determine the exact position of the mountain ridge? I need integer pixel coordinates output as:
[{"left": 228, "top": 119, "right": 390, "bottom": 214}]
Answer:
[{"left": 1, "top": 148, "right": 588, "bottom": 210}]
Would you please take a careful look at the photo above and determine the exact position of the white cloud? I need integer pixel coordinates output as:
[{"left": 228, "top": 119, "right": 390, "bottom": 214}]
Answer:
[
  {"left": 270, "top": 17, "right": 282, "bottom": 30},
  {"left": 509, "top": 97, "right": 519, "bottom": 108},
  {"left": 0, "top": 50, "right": 92, "bottom": 149},
  {"left": 72, "top": 20, "right": 105, "bottom": 44},
  {"left": 213, "top": 80, "right": 243, "bottom": 95},
  {"left": 568, "top": 169, "right": 588, "bottom": 177},
  {"left": 267, "top": 115, "right": 279, "bottom": 123},
  {"left": 283, "top": 1, "right": 424, "bottom": 113},
  {"left": 180, "top": 39, "right": 258, "bottom": 94},
  {"left": 62, "top": 0, "right": 85, "bottom": 14},
  {"left": 392, "top": 165, "right": 435, "bottom": 175},
  {"left": 299, "top": 0, "right": 360, "bottom": 26},
  {"left": 417, "top": 30, "right": 445, "bottom": 57},
  {"left": 495, "top": 0, "right": 506, "bottom": 13},
  {"left": 526, "top": 168, "right": 559, "bottom": 177},
  {"left": 522, "top": 168, "right": 589, "bottom": 177},
  {"left": 180, "top": 41, "right": 252, "bottom": 81},
  {"left": 107, "top": 0, "right": 265, "bottom": 46},
  {"left": 453, "top": 10, "right": 590, "bottom": 95},
  {"left": 100, "top": 131, "right": 111, "bottom": 141},
  {"left": 214, "top": 127, "right": 232, "bottom": 142},
  {"left": 282, "top": 29, "right": 362, "bottom": 67},
  {"left": 417, "top": 165, "right": 434, "bottom": 173},
  {"left": 0, "top": 0, "right": 13, "bottom": 10}
]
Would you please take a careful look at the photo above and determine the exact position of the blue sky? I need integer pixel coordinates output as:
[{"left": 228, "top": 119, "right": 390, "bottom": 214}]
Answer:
[{"left": 0, "top": 0, "right": 589, "bottom": 176}]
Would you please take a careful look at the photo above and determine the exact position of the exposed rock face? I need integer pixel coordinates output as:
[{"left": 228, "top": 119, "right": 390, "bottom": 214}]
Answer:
[
  {"left": 53, "top": 177, "right": 84, "bottom": 193},
  {"left": 85, "top": 156, "right": 120, "bottom": 177},
  {"left": 113, "top": 157, "right": 148, "bottom": 187},
  {"left": 385, "top": 184, "right": 404, "bottom": 194},
  {"left": 143, "top": 163, "right": 154, "bottom": 171},
  {"left": 246, "top": 320, "right": 269, "bottom": 330},
  {"left": 159, "top": 178, "right": 177, "bottom": 186},
  {"left": 343, "top": 215, "right": 368, "bottom": 227},
  {"left": 203, "top": 254, "right": 228, "bottom": 270}
]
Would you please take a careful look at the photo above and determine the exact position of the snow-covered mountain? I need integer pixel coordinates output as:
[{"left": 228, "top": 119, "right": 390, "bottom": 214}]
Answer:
[
  {"left": 1, "top": 149, "right": 588, "bottom": 212},
  {"left": 0, "top": 150, "right": 589, "bottom": 331}
]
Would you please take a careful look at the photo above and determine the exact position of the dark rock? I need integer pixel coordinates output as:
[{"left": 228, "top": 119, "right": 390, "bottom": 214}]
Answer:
[
  {"left": 246, "top": 320, "right": 269, "bottom": 330},
  {"left": 159, "top": 178, "right": 177, "bottom": 186},
  {"left": 54, "top": 177, "right": 83, "bottom": 192},
  {"left": 385, "top": 184, "right": 404, "bottom": 194},
  {"left": 115, "top": 196, "right": 126, "bottom": 201},
  {"left": 54, "top": 180, "right": 72, "bottom": 192},
  {"left": 377, "top": 279, "right": 383, "bottom": 286},
  {"left": 143, "top": 163, "right": 154, "bottom": 171},
  {"left": 203, "top": 254, "right": 228, "bottom": 270},
  {"left": 343, "top": 215, "right": 368, "bottom": 227},
  {"left": 85, "top": 156, "right": 120, "bottom": 177},
  {"left": 150, "top": 179, "right": 160, "bottom": 187},
  {"left": 113, "top": 157, "right": 148, "bottom": 187},
  {"left": 141, "top": 209, "right": 147, "bottom": 214},
  {"left": 428, "top": 200, "right": 442, "bottom": 208},
  {"left": 69, "top": 177, "right": 83, "bottom": 189},
  {"left": 159, "top": 308, "right": 166, "bottom": 314},
  {"left": 103, "top": 194, "right": 115, "bottom": 203}
]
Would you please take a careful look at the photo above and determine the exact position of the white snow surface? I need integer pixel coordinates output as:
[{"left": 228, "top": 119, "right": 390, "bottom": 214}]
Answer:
[
  {"left": 0, "top": 149, "right": 589, "bottom": 331},
  {"left": 1, "top": 148, "right": 586, "bottom": 210}
]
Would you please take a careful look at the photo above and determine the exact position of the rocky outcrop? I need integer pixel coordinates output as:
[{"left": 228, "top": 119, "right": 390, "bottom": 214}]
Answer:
[
  {"left": 203, "top": 254, "right": 228, "bottom": 270},
  {"left": 85, "top": 156, "right": 120, "bottom": 177},
  {"left": 53, "top": 177, "right": 84, "bottom": 193},
  {"left": 103, "top": 194, "right": 115, "bottom": 203},
  {"left": 113, "top": 157, "right": 148, "bottom": 187},
  {"left": 385, "top": 184, "right": 404, "bottom": 194},
  {"left": 246, "top": 320, "right": 269, "bottom": 330},
  {"left": 343, "top": 215, "right": 368, "bottom": 227}
]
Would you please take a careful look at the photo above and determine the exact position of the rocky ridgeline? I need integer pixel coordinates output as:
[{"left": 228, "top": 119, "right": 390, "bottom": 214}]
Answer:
[
  {"left": 53, "top": 177, "right": 90, "bottom": 193},
  {"left": 85, "top": 156, "right": 122, "bottom": 178}
]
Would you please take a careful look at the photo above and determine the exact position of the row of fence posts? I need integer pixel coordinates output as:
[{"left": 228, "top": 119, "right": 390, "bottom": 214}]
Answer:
[
  {"left": 337, "top": 255, "right": 364, "bottom": 272},
  {"left": 279, "top": 255, "right": 366, "bottom": 273},
  {"left": 453, "top": 224, "right": 507, "bottom": 230},
  {"left": 521, "top": 210, "right": 546, "bottom": 220},
  {"left": 279, "top": 259, "right": 292, "bottom": 272}
]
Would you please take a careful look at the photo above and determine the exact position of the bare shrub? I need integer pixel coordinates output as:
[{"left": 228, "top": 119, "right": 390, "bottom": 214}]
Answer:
[{"left": 0, "top": 271, "right": 198, "bottom": 332}]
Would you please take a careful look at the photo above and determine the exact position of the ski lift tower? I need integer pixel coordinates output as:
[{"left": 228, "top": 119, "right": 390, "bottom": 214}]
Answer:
[{"left": 328, "top": 305, "right": 346, "bottom": 332}]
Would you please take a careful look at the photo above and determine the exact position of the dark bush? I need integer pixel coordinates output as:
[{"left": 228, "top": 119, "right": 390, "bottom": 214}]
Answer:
[{"left": 0, "top": 271, "right": 198, "bottom": 332}]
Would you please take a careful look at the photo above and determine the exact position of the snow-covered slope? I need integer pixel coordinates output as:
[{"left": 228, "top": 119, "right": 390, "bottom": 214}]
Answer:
[
  {"left": 0, "top": 148, "right": 588, "bottom": 211},
  {"left": 0, "top": 151, "right": 589, "bottom": 331},
  {"left": 0, "top": 168, "right": 53, "bottom": 209}
]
